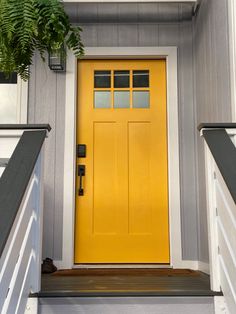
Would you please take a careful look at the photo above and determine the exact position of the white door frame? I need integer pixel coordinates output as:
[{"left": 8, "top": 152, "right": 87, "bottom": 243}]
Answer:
[
  {"left": 60, "top": 46, "right": 189, "bottom": 270},
  {"left": 17, "top": 77, "right": 28, "bottom": 123}
]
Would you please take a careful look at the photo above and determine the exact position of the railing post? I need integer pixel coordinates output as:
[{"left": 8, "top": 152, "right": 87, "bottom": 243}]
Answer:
[
  {"left": 204, "top": 142, "right": 221, "bottom": 291},
  {"left": 199, "top": 124, "right": 236, "bottom": 313},
  {"left": 0, "top": 126, "right": 50, "bottom": 314},
  {"left": 31, "top": 148, "right": 44, "bottom": 294}
]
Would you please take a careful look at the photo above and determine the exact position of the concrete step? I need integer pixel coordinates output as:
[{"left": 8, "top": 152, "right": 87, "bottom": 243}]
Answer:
[{"left": 39, "top": 296, "right": 215, "bottom": 314}]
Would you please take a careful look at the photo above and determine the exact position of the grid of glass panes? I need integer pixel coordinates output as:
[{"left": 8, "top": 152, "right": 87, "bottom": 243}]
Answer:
[{"left": 94, "top": 70, "right": 150, "bottom": 109}]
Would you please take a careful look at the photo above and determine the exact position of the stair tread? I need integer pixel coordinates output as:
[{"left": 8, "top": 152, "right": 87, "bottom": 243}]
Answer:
[{"left": 34, "top": 269, "right": 222, "bottom": 298}]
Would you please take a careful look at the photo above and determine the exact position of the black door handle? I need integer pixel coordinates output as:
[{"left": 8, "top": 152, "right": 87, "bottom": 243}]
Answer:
[{"left": 78, "top": 165, "right": 85, "bottom": 196}]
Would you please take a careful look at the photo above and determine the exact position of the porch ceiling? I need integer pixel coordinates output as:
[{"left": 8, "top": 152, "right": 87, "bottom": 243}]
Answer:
[{"left": 64, "top": 2, "right": 195, "bottom": 24}]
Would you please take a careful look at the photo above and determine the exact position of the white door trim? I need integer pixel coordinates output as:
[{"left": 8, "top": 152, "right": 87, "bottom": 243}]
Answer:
[
  {"left": 17, "top": 77, "right": 28, "bottom": 123},
  {"left": 60, "top": 46, "right": 184, "bottom": 269}
]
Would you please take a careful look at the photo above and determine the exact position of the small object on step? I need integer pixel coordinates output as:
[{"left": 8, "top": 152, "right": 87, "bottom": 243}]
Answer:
[{"left": 41, "top": 257, "right": 57, "bottom": 274}]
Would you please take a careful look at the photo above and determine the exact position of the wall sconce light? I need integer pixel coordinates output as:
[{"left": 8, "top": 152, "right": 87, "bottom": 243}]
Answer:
[{"left": 48, "top": 46, "right": 66, "bottom": 72}]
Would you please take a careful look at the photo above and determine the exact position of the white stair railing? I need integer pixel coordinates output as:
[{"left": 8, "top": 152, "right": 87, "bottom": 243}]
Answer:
[
  {"left": 201, "top": 126, "right": 236, "bottom": 314},
  {"left": 0, "top": 125, "right": 50, "bottom": 314}
]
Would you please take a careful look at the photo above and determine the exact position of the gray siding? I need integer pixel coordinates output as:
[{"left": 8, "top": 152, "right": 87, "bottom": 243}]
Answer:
[
  {"left": 28, "top": 4, "right": 198, "bottom": 261},
  {"left": 28, "top": 55, "right": 65, "bottom": 260},
  {"left": 193, "top": 0, "right": 232, "bottom": 263}
]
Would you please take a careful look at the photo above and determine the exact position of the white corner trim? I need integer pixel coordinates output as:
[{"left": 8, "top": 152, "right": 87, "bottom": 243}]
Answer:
[
  {"left": 227, "top": 0, "right": 236, "bottom": 122},
  {"left": 204, "top": 144, "right": 221, "bottom": 291},
  {"left": 165, "top": 49, "right": 182, "bottom": 269},
  {"left": 53, "top": 260, "right": 65, "bottom": 270},
  {"left": 61, "top": 46, "right": 182, "bottom": 270},
  {"left": 62, "top": 50, "right": 77, "bottom": 269},
  {"left": 198, "top": 261, "right": 210, "bottom": 274},
  {"left": 214, "top": 296, "right": 229, "bottom": 314},
  {"left": 24, "top": 298, "right": 38, "bottom": 314},
  {"left": 176, "top": 260, "right": 199, "bottom": 270},
  {"left": 16, "top": 77, "right": 28, "bottom": 123}
]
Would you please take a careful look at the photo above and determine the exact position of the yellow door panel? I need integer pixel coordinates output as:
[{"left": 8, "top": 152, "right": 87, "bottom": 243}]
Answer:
[
  {"left": 75, "top": 59, "right": 169, "bottom": 263},
  {"left": 128, "top": 122, "right": 151, "bottom": 234},
  {"left": 93, "top": 122, "right": 117, "bottom": 234}
]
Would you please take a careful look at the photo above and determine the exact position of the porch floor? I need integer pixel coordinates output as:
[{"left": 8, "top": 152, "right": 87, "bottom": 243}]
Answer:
[{"left": 37, "top": 269, "right": 222, "bottom": 298}]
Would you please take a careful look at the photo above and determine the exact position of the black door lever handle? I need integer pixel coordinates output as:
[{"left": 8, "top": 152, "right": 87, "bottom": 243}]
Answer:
[{"left": 78, "top": 165, "right": 85, "bottom": 196}]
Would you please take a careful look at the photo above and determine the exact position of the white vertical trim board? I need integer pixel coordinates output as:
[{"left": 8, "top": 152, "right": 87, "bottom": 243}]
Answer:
[
  {"left": 16, "top": 78, "right": 28, "bottom": 123},
  {"left": 61, "top": 47, "right": 184, "bottom": 269},
  {"left": 198, "top": 261, "right": 210, "bottom": 275},
  {"left": 214, "top": 296, "right": 229, "bottom": 314},
  {"left": 204, "top": 144, "right": 221, "bottom": 291},
  {"left": 24, "top": 298, "right": 38, "bottom": 314},
  {"left": 62, "top": 50, "right": 77, "bottom": 269}
]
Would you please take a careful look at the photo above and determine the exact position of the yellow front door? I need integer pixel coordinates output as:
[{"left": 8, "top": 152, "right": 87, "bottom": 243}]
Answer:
[{"left": 75, "top": 59, "right": 169, "bottom": 263}]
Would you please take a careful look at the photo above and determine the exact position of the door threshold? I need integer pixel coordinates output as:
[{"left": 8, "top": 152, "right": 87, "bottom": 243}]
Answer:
[{"left": 73, "top": 264, "right": 172, "bottom": 269}]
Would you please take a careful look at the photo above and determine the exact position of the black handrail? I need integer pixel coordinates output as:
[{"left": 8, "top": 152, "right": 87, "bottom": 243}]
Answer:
[
  {"left": 0, "top": 124, "right": 51, "bottom": 131},
  {"left": 200, "top": 127, "right": 236, "bottom": 204},
  {"left": 0, "top": 129, "right": 49, "bottom": 258},
  {"left": 198, "top": 123, "right": 236, "bottom": 131}
]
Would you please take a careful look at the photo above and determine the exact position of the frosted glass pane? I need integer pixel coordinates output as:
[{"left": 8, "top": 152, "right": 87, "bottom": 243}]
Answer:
[
  {"left": 133, "top": 91, "right": 150, "bottom": 108},
  {"left": 94, "top": 91, "right": 111, "bottom": 108},
  {"left": 114, "top": 91, "right": 130, "bottom": 108},
  {"left": 0, "top": 85, "right": 18, "bottom": 123}
]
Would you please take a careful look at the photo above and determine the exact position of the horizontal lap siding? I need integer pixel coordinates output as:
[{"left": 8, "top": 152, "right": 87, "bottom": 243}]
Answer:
[{"left": 28, "top": 5, "right": 198, "bottom": 261}]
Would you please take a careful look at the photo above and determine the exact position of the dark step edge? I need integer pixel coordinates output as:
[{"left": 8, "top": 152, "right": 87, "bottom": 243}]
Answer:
[{"left": 31, "top": 290, "right": 223, "bottom": 298}]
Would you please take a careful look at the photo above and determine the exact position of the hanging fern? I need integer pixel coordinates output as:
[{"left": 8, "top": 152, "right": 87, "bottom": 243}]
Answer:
[{"left": 0, "top": 0, "right": 84, "bottom": 80}]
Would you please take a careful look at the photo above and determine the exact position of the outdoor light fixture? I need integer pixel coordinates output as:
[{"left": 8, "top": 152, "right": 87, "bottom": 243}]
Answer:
[{"left": 48, "top": 46, "right": 66, "bottom": 72}]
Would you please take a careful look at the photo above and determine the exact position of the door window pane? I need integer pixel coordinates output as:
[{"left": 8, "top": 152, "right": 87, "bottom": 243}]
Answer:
[
  {"left": 94, "top": 91, "right": 111, "bottom": 108},
  {"left": 133, "top": 70, "right": 149, "bottom": 87},
  {"left": 114, "top": 71, "right": 130, "bottom": 88},
  {"left": 114, "top": 91, "right": 130, "bottom": 108},
  {"left": 133, "top": 91, "right": 150, "bottom": 108},
  {"left": 94, "top": 71, "right": 111, "bottom": 88}
]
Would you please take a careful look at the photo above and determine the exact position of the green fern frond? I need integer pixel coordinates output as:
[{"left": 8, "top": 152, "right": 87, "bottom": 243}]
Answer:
[{"left": 0, "top": 0, "right": 84, "bottom": 80}]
